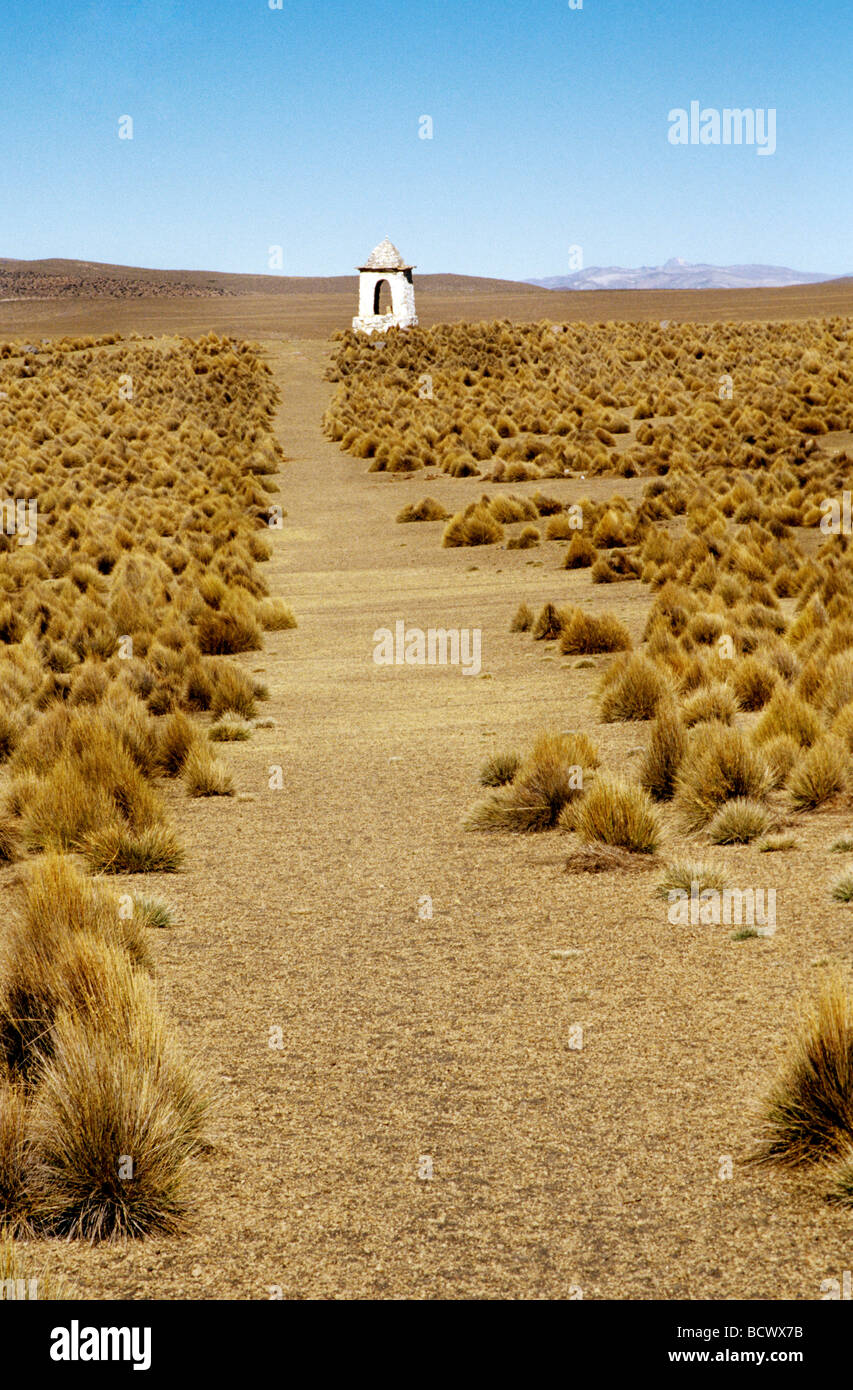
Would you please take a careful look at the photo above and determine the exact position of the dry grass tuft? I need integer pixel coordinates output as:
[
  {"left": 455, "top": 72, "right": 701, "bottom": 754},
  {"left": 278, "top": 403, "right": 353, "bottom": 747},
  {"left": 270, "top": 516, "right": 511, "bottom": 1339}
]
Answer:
[
  {"left": 574, "top": 777, "right": 661, "bottom": 853},
  {"left": 182, "top": 748, "right": 235, "bottom": 798},
  {"left": 707, "top": 798, "right": 771, "bottom": 845},
  {"left": 81, "top": 824, "right": 184, "bottom": 874},
  {"left": 787, "top": 736, "right": 847, "bottom": 811},
  {"left": 559, "top": 609, "right": 631, "bottom": 656},
  {"left": 28, "top": 1003, "right": 206, "bottom": 1240},
  {"left": 600, "top": 655, "right": 669, "bottom": 723},
  {"left": 752, "top": 976, "right": 853, "bottom": 1168},
  {"left": 674, "top": 725, "right": 772, "bottom": 830},
  {"left": 479, "top": 751, "right": 520, "bottom": 786},
  {"left": 639, "top": 701, "right": 686, "bottom": 801}
]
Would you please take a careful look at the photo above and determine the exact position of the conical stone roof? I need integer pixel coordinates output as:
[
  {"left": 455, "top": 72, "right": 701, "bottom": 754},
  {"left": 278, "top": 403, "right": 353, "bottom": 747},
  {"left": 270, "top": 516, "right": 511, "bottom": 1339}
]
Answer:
[{"left": 358, "top": 237, "right": 414, "bottom": 271}]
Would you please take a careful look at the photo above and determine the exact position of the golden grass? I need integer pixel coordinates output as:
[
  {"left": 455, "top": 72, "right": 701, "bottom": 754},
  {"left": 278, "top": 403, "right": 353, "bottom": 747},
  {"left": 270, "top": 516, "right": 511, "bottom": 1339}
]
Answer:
[
  {"left": 465, "top": 730, "right": 593, "bottom": 833},
  {"left": 558, "top": 609, "right": 632, "bottom": 656},
  {"left": 639, "top": 701, "right": 686, "bottom": 801},
  {"left": 707, "top": 798, "right": 771, "bottom": 844},
  {"left": 574, "top": 777, "right": 661, "bottom": 854},
  {"left": 752, "top": 976, "right": 853, "bottom": 1168},
  {"left": 674, "top": 725, "right": 772, "bottom": 830},
  {"left": 0, "top": 855, "right": 203, "bottom": 1240},
  {"left": 787, "top": 736, "right": 847, "bottom": 811},
  {"left": 600, "top": 654, "right": 670, "bottom": 723}
]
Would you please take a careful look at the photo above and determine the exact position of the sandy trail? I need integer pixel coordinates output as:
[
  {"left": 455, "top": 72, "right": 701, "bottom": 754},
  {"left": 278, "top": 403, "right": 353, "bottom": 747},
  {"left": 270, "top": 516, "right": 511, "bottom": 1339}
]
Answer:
[{"left": 46, "top": 337, "right": 853, "bottom": 1301}]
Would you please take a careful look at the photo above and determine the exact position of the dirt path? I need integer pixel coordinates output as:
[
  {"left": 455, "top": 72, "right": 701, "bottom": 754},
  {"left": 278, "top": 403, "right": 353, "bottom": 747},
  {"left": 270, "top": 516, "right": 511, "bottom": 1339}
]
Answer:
[{"left": 48, "top": 337, "right": 853, "bottom": 1301}]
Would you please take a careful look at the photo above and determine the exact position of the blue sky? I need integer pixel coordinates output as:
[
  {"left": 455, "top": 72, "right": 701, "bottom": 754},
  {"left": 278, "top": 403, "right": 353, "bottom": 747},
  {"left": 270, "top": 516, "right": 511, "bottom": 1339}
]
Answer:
[{"left": 0, "top": 0, "right": 849, "bottom": 279}]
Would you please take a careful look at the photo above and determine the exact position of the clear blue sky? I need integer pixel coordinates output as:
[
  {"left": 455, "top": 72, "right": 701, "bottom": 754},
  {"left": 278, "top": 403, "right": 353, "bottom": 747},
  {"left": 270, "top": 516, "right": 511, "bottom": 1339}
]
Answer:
[{"left": 0, "top": 0, "right": 849, "bottom": 279}]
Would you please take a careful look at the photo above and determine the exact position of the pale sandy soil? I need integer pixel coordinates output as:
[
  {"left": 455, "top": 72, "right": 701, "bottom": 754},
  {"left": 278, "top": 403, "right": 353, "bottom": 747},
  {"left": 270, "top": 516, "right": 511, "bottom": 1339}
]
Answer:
[{"left": 17, "top": 337, "right": 853, "bottom": 1301}]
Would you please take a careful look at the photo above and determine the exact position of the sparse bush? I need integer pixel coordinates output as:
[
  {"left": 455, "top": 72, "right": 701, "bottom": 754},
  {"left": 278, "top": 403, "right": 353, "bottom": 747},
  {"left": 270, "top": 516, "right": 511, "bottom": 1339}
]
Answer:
[
  {"left": 788, "top": 736, "right": 846, "bottom": 811},
  {"left": 81, "top": 824, "right": 184, "bottom": 874},
  {"left": 479, "top": 751, "right": 520, "bottom": 786},
  {"left": 532, "top": 603, "right": 565, "bottom": 641},
  {"left": 708, "top": 798, "right": 770, "bottom": 844},
  {"left": 182, "top": 748, "right": 235, "bottom": 798},
  {"left": 639, "top": 701, "right": 686, "bottom": 801},
  {"left": 562, "top": 533, "right": 596, "bottom": 568},
  {"left": 656, "top": 860, "right": 729, "bottom": 897},
  {"left": 675, "top": 725, "right": 772, "bottom": 830},
  {"left": 209, "top": 716, "right": 252, "bottom": 742},
  {"left": 28, "top": 1002, "right": 205, "bottom": 1240},
  {"left": 752, "top": 976, "right": 853, "bottom": 1167},
  {"left": 600, "top": 655, "right": 669, "bottom": 722},
  {"left": 753, "top": 687, "right": 823, "bottom": 749},
  {"left": 257, "top": 598, "right": 297, "bottom": 632},
  {"left": 442, "top": 503, "right": 503, "bottom": 548},
  {"left": 559, "top": 610, "right": 631, "bottom": 656},
  {"left": 396, "top": 497, "right": 448, "bottom": 523},
  {"left": 574, "top": 777, "right": 660, "bottom": 853},
  {"left": 158, "top": 710, "right": 200, "bottom": 777},
  {"left": 682, "top": 682, "right": 738, "bottom": 728},
  {"left": 510, "top": 603, "right": 534, "bottom": 633}
]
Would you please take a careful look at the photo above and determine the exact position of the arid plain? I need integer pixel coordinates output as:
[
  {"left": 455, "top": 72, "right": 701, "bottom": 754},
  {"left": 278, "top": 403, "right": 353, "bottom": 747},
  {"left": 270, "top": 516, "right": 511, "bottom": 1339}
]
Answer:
[{"left": 2, "top": 266, "right": 853, "bottom": 1299}]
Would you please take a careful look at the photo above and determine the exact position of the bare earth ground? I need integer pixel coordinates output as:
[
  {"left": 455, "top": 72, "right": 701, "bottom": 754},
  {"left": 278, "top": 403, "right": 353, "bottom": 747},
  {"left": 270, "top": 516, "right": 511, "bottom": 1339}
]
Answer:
[{"left": 15, "top": 335, "right": 853, "bottom": 1301}]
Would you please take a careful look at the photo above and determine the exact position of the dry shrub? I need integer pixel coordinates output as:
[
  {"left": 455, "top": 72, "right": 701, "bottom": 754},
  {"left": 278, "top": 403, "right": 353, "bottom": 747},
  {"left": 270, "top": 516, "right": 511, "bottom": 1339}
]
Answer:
[
  {"left": 510, "top": 603, "right": 533, "bottom": 633},
  {"left": 209, "top": 663, "right": 257, "bottom": 719},
  {"left": 674, "top": 725, "right": 772, "bottom": 830},
  {"left": 532, "top": 603, "right": 566, "bottom": 641},
  {"left": 752, "top": 975, "right": 853, "bottom": 1167},
  {"left": 196, "top": 605, "right": 263, "bottom": 656},
  {"left": 563, "top": 533, "right": 596, "bottom": 568},
  {"left": 0, "top": 1074, "right": 31, "bottom": 1233},
  {"left": 507, "top": 525, "right": 540, "bottom": 550},
  {"left": 465, "top": 731, "right": 592, "bottom": 832},
  {"left": 0, "top": 813, "right": 22, "bottom": 863},
  {"left": 182, "top": 748, "right": 235, "bottom": 798},
  {"left": 729, "top": 655, "right": 777, "bottom": 711},
  {"left": 559, "top": 610, "right": 631, "bottom": 656},
  {"left": 80, "top": 824, "right": 184, "bottom": 875},
  {"left": 396, "top": 497, "right": 448, "bottom": 523},
  {"left": 753, "top": 687, "right": 823, "bottom": 748},
  {"left": 209, "top": 716, "right": 252, "bottom": 742},
  {"left": 656, "top": 860, "right": 729, "bottom": 897},
  {"left": 479, "top": 751, "right": 520, "bottom": 786},
  {"left": 831, "top": 702, "right": 853, "bottom": 751},
  {"left": 682, "top": 681, "right": 738, "bottom": 728},
  {"left": 28, "top": 999, "right": 205, "bottom": 1240},
  {"left": 708, "top": 798, "right": 770, "bottom": 844},
  {"left": 565, "top": 844, "right": 659, "bottom": 874},
  {"left": 257, "top": 598, "right": 297, "bottom": 632},
  {"left": 762, "top": 734, "right": 801, "bottom": 789},
  {"left": 600, "top": 655, "right": 669, "bottom": 722},
  {"left": 574, "top": 777, "right": 660, "bottom": 853},
  {"left": 158, "top": 710, "right": 201, "bottom": 776},
  {"left": 787, "top": 736, "right": 847, "bottom": 811},
  {"left": 639, "top": 700, "right": 686, "bottom": 801},
  {"left": 442, "top": 503, "right": 503, "bottom": 548}
]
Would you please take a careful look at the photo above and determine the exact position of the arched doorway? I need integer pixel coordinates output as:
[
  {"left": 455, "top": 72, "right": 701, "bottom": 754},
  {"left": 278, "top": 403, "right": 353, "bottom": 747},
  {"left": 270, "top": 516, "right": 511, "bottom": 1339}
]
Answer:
[{"left": 373, "top": 279, "right": 393, "bottom": 315}]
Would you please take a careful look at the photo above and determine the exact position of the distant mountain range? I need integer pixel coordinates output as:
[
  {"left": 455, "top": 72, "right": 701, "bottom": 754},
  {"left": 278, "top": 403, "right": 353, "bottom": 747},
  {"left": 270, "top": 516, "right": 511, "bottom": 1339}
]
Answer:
[{"left": 526, "top": 258, "right": 842, "bottom": 291}]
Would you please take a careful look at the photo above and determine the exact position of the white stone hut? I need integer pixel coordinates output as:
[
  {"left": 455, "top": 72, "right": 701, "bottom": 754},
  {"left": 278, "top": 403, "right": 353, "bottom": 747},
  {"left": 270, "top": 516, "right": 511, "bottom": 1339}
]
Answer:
[{"left": 353, "top": 238, "right": 418, "bottom": 334}]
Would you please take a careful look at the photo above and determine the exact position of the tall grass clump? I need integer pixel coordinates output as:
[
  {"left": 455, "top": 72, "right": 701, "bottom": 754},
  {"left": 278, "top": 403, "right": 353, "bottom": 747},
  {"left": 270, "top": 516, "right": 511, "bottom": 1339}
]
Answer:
[
  {"left": 674, "top": 725, "right": 772, "bottom": 830},
  {"left": 574, "top": 777, "right": 661, "bottom": 853},
  {"left": 752, "top": 976, "right": 853, "bottom": 1168}
]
